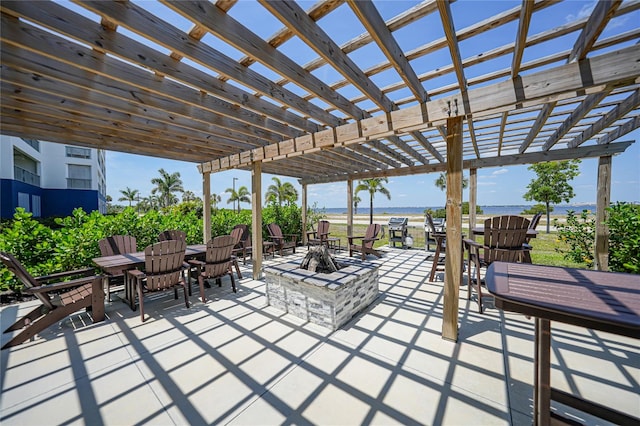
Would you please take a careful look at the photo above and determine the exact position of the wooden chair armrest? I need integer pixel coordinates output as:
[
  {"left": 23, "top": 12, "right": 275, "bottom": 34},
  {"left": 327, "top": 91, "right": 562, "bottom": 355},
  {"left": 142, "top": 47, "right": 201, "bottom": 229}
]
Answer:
[
  {"left": 361, "top": 237, "right": 380, "bottom": 243},
  {"left": 126, "top": 269, "right": 146, "bottom": 280},
  {"left": 188, "top": 259, "right": 205, "bottom": 266},
  {"left": 25, "top": 275, "right": 103, "bottom": 294},
  {"left": 35, "top": 267, "right": 96, "bottom": 284}
]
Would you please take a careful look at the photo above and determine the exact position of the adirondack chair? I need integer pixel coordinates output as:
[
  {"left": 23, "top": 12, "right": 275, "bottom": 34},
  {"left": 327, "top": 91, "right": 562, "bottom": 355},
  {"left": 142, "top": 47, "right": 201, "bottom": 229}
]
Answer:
[
  {"left": 231, "top": 224, "right": 252, "bottom": 264},
  {"left": 464, "top": 215, "right": 531, "bottom": 313},
  {"left": 307, "top": 220, "right": 330, "bottom": 247},
  {"left": 125, "top": 239, "right": 188, "bottom": 322},
  {"left": 158, "top": 229, "right": 186, "bottom": 242},
  {"left": 425, "top": 213, "right": 447, "bottom": 281},
  {"left": 0, "top": 251, "right": 105, "bottom": 349},
  {"left": 189, "top": 235, "right": 237, "bottom": 303},
  {"left": 522, "top": 212, "right": 542, "bottom": 263},
  {"left": 348, "top": 223, "right": 382, "bottom": 260},
  {"left": 267, "top": 223, "right": 297, "bottom": 256},
  {"left": 98, "top": 235, "right": 137, "bottom": 301}
]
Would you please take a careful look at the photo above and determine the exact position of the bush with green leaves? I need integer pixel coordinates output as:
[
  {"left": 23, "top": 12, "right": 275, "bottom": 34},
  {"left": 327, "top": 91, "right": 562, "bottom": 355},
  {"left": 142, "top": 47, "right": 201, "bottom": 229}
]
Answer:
[
  {"left": 606, "top": 202, "right": 639, "bottom": 274},
  {"left": 554, "top": 210, "right": 595, "bottom": 268},
  {"left": 522, "top": 204, "right": 551, "bottom": 215},
  {"left": 262, "top": 203, "right": 302, "bottom": 239}
]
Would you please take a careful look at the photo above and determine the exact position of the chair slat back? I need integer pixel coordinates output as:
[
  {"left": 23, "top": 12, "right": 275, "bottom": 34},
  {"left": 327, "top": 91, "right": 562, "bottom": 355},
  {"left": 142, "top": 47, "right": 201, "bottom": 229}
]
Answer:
[
  {"left": 0, "top": 251, "right": 54, "bottom": 309},
  {"left": 267, "top": 223, "right": 283, "bottom": 241},
  {"left": 205, "top": 235, "right": 235, "bottom": 278},
  {"left": 158, "top": 229, "right": 186, "bottom": 242},
  {"left": 529, "top": 212, "right": 542, "bottom": 231},
  {"left": 483, "top": 216, "right": 530, "bottom": 264},
  {"left": 363, "top": 224, "right": 382, "bottom": 249},
  {"left": 230, "top": 226, "right": 243, "bottom": 246},
  {"left": 144, "top": 240, "right": 186, "bottom": 291},
  {"left": 99, "top": 235, "right": 137, "bottom": 256},
  {"left": 317, "top": 220, "right": 330, "bottom": 237}
]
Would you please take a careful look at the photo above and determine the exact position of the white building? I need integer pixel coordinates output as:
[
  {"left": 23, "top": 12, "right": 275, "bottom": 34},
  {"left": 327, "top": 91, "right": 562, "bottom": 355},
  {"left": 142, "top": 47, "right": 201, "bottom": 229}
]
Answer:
[{"left": 1, "top": 135, "right": 107, "bottom": 218}]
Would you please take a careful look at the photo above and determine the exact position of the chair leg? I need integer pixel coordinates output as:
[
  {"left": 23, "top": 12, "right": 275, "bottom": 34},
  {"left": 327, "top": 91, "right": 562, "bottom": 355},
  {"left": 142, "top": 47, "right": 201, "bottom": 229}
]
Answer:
[
  {"left": 430, "top": 244, "right": 442, "bottom": 282},
  {"left": 3, "top": 305, "right": 44, "bottom": 333},
  {"left": 233, "top": 258, "right": 242, "bottom": 279},
  {"left": 198, "top": 275, "right": 206, "bottom": 303},
  {"left": 138, "top": 281, "right": 145, "bottom": 322},
  {"left": 182, "top": 280, "right": 190, "bottom": 309},
  {"left": 1, "top": 300, "right": 91, "bottom": 349},
  {"left": 229, "top": 271, "right": 236, "bottom": 293}
]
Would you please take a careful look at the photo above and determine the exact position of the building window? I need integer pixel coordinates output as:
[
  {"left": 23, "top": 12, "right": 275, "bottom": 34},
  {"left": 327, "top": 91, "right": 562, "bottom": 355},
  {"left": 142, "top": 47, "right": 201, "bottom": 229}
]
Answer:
[
  {"left": 66, "top": 146, "right": 91, "bottom": 159},
  {"left": 18, "top": 192, "right": 30, "bottom": 210},
  {"left": 67, "top": 164, "right": 92, "bottom": 189},
  {"left": 13, "top": 149, "right": 40, "bottom": 186},
  {"left": 32, "top": 195, "right": 41, "bottom": 217},
  {"left": 21, "top": 138, "right": 40, "bottom": 151}
]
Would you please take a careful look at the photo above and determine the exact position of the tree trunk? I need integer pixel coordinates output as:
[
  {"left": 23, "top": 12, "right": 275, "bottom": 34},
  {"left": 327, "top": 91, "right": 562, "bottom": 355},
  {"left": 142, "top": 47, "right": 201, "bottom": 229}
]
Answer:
[
  {"left": 369, "top": 195, "right": 374, "bottom": 224},
  {"left": 545, "top": 202, "right": 551, "bottom": 233}
]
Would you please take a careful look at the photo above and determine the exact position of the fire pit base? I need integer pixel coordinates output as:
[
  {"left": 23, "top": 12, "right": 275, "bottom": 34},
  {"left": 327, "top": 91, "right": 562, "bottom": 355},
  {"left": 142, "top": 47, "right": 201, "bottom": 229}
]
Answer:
[{"left": 264, "top": 259, "right": 379, "bottom": 330}]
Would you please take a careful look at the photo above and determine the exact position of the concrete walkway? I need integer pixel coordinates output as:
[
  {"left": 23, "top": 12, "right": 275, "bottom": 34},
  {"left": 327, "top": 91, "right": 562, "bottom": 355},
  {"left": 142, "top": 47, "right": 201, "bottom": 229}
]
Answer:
[{"left": 1, "top": 248, "right": 637, "bottom": 425}]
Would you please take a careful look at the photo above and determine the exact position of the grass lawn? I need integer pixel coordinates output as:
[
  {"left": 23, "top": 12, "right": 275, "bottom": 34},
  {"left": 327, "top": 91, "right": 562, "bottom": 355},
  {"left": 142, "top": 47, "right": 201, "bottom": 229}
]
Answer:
[{"left": 321, "top": 223, "right": 585, "bottom": 268}]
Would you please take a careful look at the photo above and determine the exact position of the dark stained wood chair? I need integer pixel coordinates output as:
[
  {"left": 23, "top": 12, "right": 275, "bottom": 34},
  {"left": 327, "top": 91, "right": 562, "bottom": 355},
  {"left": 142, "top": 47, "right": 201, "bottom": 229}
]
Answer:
[
  {"left": 425, "top": 213, "right": 448, "bottom": 281},
  {"left": 231, "top": 224, "right": 252, "bottom": 265},
  {"left": 267, "top": 223, "right": 297, "bottom": 256},
  {"left": 307, "top": 220, "right": 330, "bottom": 247},
  {"left": 0, "top": 251, "right": 105, "bottom": 349},
  {"left": 348, "top": 223, "right": 382, "bottom": 261},
  {"left": 522, "top": 212, "right": 542, "bottom": 263},
  {"left": 158, "top": 229, "right": 186, "bottom": 242},
  {"left": 464, "top": 215, "right": 531, "bottom": 313},
  {"left": 98, "top": 235, "right": 137, "bottom": 301},
  {"left": 189, "top": 235, "right": 237, "bottom": 303},
  {"left": 125, "top": 239, "right": 188, "bottom": 322}
]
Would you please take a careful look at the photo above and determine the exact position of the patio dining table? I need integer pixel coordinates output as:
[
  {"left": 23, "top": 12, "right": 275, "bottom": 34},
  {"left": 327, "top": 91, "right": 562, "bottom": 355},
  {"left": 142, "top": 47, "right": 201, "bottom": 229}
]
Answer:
[
  {"left": 93, "top": 244, "right": 242, "bottom": 310},
  {"left": 485, "top": 261, "right": 640, "bottom": 425}
]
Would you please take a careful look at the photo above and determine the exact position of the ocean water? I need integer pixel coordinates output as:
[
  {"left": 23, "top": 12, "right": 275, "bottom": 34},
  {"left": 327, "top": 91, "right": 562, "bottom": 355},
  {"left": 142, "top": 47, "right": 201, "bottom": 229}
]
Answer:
[{"left": 321, "top": 205, "right": 598, "bottom": 216}]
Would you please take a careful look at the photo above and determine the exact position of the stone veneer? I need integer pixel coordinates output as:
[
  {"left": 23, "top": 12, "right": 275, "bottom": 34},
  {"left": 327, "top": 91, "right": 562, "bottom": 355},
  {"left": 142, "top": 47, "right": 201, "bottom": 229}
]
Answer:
[{"left": 264, "top": 259, "right": 379, "bottom": 331}]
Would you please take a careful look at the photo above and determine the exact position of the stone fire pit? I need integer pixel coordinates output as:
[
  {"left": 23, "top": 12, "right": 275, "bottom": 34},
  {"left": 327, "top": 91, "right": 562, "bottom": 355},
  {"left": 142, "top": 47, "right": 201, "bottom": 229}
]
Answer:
[{"left": 264, "top": 257, "right": 379, "bottom": 330}]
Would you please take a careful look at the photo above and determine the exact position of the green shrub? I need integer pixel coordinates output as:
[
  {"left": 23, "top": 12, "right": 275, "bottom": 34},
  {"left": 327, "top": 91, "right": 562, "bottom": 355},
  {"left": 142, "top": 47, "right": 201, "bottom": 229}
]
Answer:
[
  {"left": 554, "top": 210, "right": 595, "bottom": 268},
  {"left": 606, "top": 202, "right": 640, "bottom": 274},
  {"left": 262, "top": 203, "right": 302, "bottom": 239},
  {"left": 522, "top": 204, "right": 551, "bottom": 215}
]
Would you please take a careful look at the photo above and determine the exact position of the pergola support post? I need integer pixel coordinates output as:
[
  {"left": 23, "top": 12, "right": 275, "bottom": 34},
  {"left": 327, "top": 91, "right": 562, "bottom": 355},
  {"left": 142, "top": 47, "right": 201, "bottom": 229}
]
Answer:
[
  {"left": 202, "top": 172, "right": 211, "bottom": 244},
  {"left": 469, "top": 168, "right": 477, "bottom": 240},
  {"left": 595, "top": 155, "right": 611, "bottom": 271},
  {"left": 443, "top": 116, "right": 463, "bottom": 342},
  {"left": 301, "top": 183, "right": 308, "bottom": 245},
  {"left": 252, "top": 161, "right": 263, "bottom": 279},
  {"left": 347, "top": 179, "right": 353, "bottom": 237}
]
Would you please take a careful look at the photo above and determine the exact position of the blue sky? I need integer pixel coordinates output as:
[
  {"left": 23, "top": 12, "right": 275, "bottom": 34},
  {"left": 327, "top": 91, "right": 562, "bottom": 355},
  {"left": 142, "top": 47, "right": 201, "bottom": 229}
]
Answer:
[{"left": 105, "top": 0, "right": 640, "bottom": 208}]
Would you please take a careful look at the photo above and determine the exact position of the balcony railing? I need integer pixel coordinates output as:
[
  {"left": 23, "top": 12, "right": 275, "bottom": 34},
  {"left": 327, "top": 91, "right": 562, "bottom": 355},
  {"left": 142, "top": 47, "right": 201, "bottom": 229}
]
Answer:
[
  {"left": 67, "top": 178, "right": 92, "bottom": 189},
  {"left": 14, "top": 166, "right": 40, "bottom": 186}
]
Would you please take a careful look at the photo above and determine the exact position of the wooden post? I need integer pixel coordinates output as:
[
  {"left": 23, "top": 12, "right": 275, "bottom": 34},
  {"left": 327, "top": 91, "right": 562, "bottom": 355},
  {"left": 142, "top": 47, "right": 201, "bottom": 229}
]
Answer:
[
  {"left": 469, "top": 168, "right": 477, "bottom": 240},
  {"left": 347, "top": 179, "right": 353, "bottom": 236},
  {"left": 202, "top": 172, "right": 211, "bottom": 244},
  {"left": 594, "top": 155, "right": 611, "bottom": 271},
  {"left": 301, "top": 183, "right": 308, "bottom": 245},
  {"left": 251, "top": 161, "right": 263, "bottom": 279},
  {"left": 443, "top": 116, "right": 463, "bottom": 342}
]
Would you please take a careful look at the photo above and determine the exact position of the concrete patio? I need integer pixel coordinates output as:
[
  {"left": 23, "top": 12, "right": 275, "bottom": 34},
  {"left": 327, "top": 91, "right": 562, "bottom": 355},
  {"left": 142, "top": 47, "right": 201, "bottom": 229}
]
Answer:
[{"left": 1, "top": 248, "right": 638, "bottom": 425}]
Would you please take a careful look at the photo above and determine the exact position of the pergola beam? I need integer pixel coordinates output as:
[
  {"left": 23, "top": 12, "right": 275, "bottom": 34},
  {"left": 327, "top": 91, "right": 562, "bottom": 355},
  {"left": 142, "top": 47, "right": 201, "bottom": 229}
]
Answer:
[
  {"left": 299, "top": 141, "right": 634, "bottom": 185},
  {"left": 204, "top": 45, "right": 640, "bottom": 173}
]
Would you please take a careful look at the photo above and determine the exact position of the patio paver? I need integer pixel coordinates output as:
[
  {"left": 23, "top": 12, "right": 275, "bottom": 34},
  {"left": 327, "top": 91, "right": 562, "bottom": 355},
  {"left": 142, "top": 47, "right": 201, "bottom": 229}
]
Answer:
[{"left": 1, "top": 248, "right": 638, "bottom": 425}]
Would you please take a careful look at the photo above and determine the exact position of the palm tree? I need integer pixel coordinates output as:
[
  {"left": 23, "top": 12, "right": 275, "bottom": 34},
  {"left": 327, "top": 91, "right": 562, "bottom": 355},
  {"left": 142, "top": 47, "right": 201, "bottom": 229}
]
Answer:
[
  {"left": 434, "top": 172, "right": 468, "bottom": 191},
  {"left": 211, "top": 193, "right": 222, "bottom": 210},
  {"left": 353, "top": 194, "right": 361, "bottom": 215},
  {"left": 182, "top": 190, "right": 199, "bottom": 203},
  {"left": 355, "top": 178, "right": 391, "bottom": 224},
  {"left": 226, "top": 185, "right": 250, "bottom": 213},
  {"left": 151, "top": 168, "right": 184, "bottom": 208},
  {"left": 118, "top": 187, "right": 139, "bottom": 207},
  {"left": 266, "top": 177, "right": 298, "bottom": 206}
]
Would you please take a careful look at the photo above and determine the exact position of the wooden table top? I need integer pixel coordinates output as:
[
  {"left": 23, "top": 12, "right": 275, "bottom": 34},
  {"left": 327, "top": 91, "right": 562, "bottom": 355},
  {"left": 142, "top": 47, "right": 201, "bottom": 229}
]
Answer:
[
  {"left": 486, "top": 262, "right": 640, "bottom": 338},
  {"left": 93, "top": 244, "right": 206, "bottom": 270}
]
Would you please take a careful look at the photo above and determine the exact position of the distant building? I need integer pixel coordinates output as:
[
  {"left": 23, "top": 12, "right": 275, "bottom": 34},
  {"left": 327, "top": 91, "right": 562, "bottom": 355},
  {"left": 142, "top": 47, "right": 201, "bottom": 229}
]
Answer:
[{"left": 0, "top": 135, "right": 107, "bottom": 218}]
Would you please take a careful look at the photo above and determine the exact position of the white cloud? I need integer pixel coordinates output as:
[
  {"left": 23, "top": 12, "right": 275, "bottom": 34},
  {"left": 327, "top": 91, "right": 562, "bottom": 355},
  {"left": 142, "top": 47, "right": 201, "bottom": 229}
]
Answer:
[
  {"left": 492, "top": 168, "right": 508, "bottom": 176},
  {"left": 478, "top": 181, "right": 497, "bottom": 186},
  {"left": 566, "top": 1, "right": 596, "bottom": 22}
]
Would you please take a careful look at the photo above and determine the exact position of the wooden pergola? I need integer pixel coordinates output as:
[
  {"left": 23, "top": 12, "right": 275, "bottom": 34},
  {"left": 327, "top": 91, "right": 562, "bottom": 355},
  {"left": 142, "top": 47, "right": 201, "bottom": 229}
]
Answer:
[{"left": 1, "top": 0, "right": 639, "bottom": 340}]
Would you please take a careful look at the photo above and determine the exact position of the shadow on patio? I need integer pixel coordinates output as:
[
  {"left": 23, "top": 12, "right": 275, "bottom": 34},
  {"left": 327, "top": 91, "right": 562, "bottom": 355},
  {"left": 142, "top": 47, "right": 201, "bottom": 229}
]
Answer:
[{"left": 1, "top": 248, "right": 638, "bottom": 425}]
